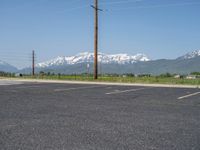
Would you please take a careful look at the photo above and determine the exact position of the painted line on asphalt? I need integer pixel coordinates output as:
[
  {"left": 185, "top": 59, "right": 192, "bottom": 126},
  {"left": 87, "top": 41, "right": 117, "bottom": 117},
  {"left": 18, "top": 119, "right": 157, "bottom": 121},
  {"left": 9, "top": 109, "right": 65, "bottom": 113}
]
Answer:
[
  {"left": 10, "top": 90, "right": 18, "bottom": 92},
  {"left": 0, "top": 83, "right": 8, "bottom": 85},
  {"left": 178, "top": 91, "right": 200, "bottom": 100},
  {"left": 54, "top": 85, "right": 104, "bottom": 92},
  {"left": 0, "top": 83, "right": 24, "bottom": 86},
  {"left": 106, "top": 88, "right": 147, "bottom": 95},
  {"left": 15, "top": 86, "right": 40, "bottom": 89}
]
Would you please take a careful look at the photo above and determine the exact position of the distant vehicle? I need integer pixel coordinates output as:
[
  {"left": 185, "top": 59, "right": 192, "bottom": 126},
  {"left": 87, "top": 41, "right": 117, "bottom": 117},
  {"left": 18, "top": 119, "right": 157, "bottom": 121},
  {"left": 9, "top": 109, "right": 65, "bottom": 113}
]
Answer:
[{"left": 15, "top": 73, "right": 23, "bottom": 77}]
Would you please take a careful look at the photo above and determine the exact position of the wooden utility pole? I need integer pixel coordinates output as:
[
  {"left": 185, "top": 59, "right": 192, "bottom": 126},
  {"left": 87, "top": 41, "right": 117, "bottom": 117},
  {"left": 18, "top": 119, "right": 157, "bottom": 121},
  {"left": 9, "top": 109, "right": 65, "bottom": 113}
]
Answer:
[
  {"left": 32, "top": 50, "right": 35, "bottom": 76},
  {"left": 91, "top": 0, "right": 102, "bottom": 79},
  {"left": 94, "top": 0, "right": 98, "bottom": 79}
]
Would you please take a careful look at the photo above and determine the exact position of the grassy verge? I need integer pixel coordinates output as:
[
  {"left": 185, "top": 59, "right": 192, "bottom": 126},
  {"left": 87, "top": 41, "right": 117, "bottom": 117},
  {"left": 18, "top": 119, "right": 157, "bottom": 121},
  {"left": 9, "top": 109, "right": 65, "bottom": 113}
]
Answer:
[{"left": 8, "top": 75, "right": 200, "bottom": 86}]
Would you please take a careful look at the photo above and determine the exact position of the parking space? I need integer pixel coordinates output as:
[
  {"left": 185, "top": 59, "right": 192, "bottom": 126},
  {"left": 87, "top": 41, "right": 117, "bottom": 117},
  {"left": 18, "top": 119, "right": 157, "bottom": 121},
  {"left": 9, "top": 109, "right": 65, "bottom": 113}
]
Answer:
[
  {"left": 0, "top": 81, "right": 200, "bottom": 150},
  {"left": 0, "top": 79, "right": 25, "bottom": 85}
]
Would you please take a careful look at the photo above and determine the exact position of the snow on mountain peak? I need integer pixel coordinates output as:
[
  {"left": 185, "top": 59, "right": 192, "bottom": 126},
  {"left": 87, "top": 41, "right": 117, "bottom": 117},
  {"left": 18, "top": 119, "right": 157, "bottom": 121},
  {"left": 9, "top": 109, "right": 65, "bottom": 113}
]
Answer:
[
  {"left": 178, "top": 50, "right": 200, "bottom": 60},
  {"left": 37, "top": 52, "right": 150, "bottom": 68},
  {"left": 0, "top": 60, "right": 11, "bottom": 66},
  {"left": 0, "top": 60, "right": 6, "bottom": 65},
  {"left": 0, "top": 60, "right": 18, "bottom": 72}
]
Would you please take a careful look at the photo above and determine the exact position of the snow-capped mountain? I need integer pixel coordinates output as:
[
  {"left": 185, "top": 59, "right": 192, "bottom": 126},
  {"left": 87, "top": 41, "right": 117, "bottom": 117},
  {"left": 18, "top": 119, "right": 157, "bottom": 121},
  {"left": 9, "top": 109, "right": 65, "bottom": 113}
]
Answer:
[
  {"left": 19, "top": 50, "right": 200, "bottom": 75},
  {"left": 0, "top": 60, "right": 18, "bottom": 72},
  {"left": 177, "top": 50, "right": 200, "bottom": 60},
  {"left": 0, "top": 60, "right": 5, "bottom": 65},
  {"left": 37, "top": 52, "right": 150, "bottom": 68}
]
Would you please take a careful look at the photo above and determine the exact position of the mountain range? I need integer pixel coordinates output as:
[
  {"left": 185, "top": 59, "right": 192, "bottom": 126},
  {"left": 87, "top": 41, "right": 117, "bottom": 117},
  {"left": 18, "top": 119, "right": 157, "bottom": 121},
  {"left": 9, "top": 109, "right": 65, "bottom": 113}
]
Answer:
[
  {"left": 0, "top": 60, "right": 18, "bottom": 73},
  {"left": 1, "top": 50, "right": 200, "bottom": 75},
  {"left": 36, "top": 52, "right": 150, "bottom": 68}
]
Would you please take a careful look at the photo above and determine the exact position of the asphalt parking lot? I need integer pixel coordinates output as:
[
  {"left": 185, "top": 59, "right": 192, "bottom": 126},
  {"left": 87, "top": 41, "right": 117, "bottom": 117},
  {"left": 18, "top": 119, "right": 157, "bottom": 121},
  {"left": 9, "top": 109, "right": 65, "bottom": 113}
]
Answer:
[{"left": 0, "top": 80, "right": 200, "bottom": 150}]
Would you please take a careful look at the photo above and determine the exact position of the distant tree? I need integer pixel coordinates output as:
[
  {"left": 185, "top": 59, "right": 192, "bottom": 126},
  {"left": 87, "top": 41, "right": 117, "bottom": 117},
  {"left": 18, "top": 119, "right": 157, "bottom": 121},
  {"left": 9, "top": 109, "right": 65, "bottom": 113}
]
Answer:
[
  {"left": 138, "top": 74, "right": 151, "bottom": 77},
  {"left": 0, "top": 71, "right": 5, "bottom": 76},
  {"left": 125, "top": 73, "right": 135, "bottom": 77},
  {"left": 0, "top": 71, "right": 14, "bottom": 77},
  {"left": 58, "top": 73, "right": 61, "bottom": 79},
  {"left": 39, "top": 71, "right": 45, "bottom": 75},
  {"left": 159, "top": 73, "right": 172, "bottom": 78},
  {"left": 191, "top": 72, "right": 200, "bottom": 76}
]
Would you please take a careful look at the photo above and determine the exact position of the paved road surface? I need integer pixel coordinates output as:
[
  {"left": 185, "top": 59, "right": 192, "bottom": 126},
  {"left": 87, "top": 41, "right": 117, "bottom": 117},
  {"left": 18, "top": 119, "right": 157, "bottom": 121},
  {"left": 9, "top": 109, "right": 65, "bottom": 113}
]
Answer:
[{"left": 0, "top": 80, "right": 200, "bottom": 150}]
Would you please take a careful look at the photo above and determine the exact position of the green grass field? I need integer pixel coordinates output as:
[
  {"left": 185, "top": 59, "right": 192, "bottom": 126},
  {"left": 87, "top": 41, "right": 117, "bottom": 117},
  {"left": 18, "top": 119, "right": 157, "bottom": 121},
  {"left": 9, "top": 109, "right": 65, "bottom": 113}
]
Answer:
[{"left": 16, "top": 75, "right": 200, "bottom": 86}]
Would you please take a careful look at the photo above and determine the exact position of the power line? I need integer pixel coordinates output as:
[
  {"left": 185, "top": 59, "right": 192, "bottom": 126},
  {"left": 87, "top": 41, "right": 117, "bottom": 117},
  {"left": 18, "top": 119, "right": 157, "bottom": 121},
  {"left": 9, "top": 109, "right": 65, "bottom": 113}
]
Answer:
[
  {"left": 1, "top": 54, "right": 31, "bottom": 57},
  {"left": 109, "top": 2, "right": 200, "bottom": 11},
  {"left": 0, "top": 57, "right": 31, "bottom": 60},
  {"left": 56, "top": 0, "right": 192, "bottom": 13},
  {"left": 0, "top": 51, "right": 31, "bottom": 54},
  {"left": 57, "top": 0, "right": 92, "bottom": 13},
  {"left": 56, "top": 0, "right": 200, "bottom": 14},
  {"left": 60, "top": 0, "right": 141, "bottom": 12},
  {"left": 60, "top": 4, "right": 89, "bottom": 12},
  {"left": 99, "top": 0, "right": 142, "bottom": 6}
]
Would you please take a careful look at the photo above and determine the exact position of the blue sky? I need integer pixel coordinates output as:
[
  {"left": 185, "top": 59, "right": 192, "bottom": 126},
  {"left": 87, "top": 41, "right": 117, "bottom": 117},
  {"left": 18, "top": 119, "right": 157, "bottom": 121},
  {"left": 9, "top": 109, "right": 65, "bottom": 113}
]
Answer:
[{"left": 0, "top": 0, "right": 200, "bottom": 68}]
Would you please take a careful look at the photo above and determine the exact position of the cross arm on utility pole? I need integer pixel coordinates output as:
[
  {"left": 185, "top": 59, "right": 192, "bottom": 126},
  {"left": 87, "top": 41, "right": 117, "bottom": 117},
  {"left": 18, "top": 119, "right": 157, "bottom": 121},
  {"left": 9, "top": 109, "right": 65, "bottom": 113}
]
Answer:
[{"left": 90, "top": 5, "right": 103, "bottom": 11}]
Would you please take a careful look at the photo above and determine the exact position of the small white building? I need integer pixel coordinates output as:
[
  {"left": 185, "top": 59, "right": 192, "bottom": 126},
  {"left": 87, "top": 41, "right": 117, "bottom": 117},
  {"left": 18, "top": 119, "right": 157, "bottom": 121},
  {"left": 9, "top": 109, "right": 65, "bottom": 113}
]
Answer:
[
  {"left": 174, "top": 74, "right": 181, "bottom": 79},
  {"left": 186, "top": 75, "right": 196, "bottom": 79}
]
